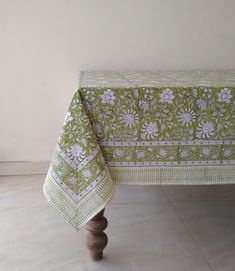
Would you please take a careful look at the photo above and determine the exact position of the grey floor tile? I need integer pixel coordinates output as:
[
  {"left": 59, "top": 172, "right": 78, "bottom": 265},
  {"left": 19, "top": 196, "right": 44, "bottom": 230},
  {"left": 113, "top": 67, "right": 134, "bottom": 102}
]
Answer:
[
  {"left": 107, "top": 201, "right": 189, "bottom": 235},
  {"left": 0, "top": 175, "right": 47, "bottom": 208},
  {"left": 0, "top": 206, "right": 87, "bottom": 271},
  {"left": 48, "top": 260, "right": 133, "bottom": 271},
  {"left": 3, "top": 175, "right": 235, "bottom": 270},
  {"left": 210, "top": 250, "right": 235, "bottom": 271},
  {"left": 163, "top": 184, "right": 235, "bottom": 203},
  {"left": 130, "top": 255, "right": 212, "bottom": 271},
  {"left": 174, "top": 201, "right": 235, "bottom": 270},
  {"left": 105, "top": 202, "right": 206, "bottom": 262},
  {"left": 111, "top": 185, "right": 169, "bottom": 204}
]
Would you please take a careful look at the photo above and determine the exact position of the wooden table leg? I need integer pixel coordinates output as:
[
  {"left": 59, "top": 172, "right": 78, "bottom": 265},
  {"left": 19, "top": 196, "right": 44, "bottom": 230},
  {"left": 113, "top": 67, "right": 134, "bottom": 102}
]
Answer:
[{"left": 85, "top": 209, "right": 108, "bottom": 261}]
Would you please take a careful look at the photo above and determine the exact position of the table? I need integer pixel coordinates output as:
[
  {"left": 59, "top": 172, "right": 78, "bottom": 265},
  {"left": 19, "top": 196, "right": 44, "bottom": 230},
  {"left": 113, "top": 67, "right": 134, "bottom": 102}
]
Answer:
[{"left": 43, "top": 70, "right": 235, "bottom": 260}]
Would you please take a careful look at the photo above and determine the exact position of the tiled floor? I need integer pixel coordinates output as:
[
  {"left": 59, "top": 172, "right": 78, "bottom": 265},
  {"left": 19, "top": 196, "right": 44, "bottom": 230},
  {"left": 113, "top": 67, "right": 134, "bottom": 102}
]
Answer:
[{"left": 0, "top": 175, "right": 235, "bottom": 271}]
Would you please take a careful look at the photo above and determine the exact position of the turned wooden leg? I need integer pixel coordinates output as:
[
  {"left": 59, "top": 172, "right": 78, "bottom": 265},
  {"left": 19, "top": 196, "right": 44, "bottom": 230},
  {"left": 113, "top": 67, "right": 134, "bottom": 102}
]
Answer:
[{"left": 85, "top": 209, "right": 108, "bottom": 261}]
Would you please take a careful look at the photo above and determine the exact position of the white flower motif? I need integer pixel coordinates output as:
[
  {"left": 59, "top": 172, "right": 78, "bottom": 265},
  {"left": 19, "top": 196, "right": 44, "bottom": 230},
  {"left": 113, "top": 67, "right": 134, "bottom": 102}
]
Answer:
[
  {"left": 197, "top": 121, "right": 214, "bottom": 139},
  {"left": 180, "top": 150, "right": 188, "bottom": 158},
  {"left": 68, "top": 144, "right": 86, "bottom": 161},
  {"left": 83, "top": 170, "right": 92, "bottom": 178},
  {"left": 81, "top": 138, "right": 87, "bottom": 147},
  {"left": 177, "top": 109, "right": 196, "bottom": 126},
  {"left": 217, "top": 88, "right": 232, "bottom": 103},
  {"left": 101, "top": 89, "right": 116, "bottom": 105},
  {"left": 141, "top": 122, "right": 158, "bottom": 139},
  {"left": 68, "top": 177, "right": 76, "bottom": 184},
  {"left": 139, "top": 100, "right": 149, "bottom": 111},
  {"left": 120, "top": 109, "right": 138, "bottom": 127},
  {"left": 202, "top": 147, "right": 210, "bottom": 156},
  {"left": 159, "top": 148, "right": 166, "bottom": 157},
  {"left": 54, "top": 159, "right": 61, "bottom": 166},
  {"left": 136, "top": 151, "right": 145, "bottom": 158},
  {"left": 115, "top": 149, "right": 124, "bottom": 157},
  {"left": 64, "top": 112, "right": 72, "bottom": 125},
  {"left": 197, "top": 99, "right": 206, "bottom": 110},
  {"left": 193, "top": 88, "right": 198, "bottom": 97},
  {"left": 224, "top": 149, "right": 231, "bottom": 157},
  {"left": 134, "top": 89, "right": 139, "bottom": 97},
  {"left": 202, "top": 88, "right": 212, "bottom": 97},
  {"left": 159, "top": 88, "right": 175, "bottom": 104}
]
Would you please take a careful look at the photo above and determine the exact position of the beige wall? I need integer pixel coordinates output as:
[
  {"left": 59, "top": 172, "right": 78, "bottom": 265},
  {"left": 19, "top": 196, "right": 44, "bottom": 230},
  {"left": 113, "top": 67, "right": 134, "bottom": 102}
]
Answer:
[{"left": 1, "top": 0, "right": 235, "bottom": 161}]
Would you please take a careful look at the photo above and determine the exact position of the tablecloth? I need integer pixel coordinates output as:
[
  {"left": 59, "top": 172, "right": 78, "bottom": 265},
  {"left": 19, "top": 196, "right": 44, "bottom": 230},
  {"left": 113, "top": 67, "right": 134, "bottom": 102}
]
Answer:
[{"left": 43, "top": 71, "right": 235, "bottom": 230}]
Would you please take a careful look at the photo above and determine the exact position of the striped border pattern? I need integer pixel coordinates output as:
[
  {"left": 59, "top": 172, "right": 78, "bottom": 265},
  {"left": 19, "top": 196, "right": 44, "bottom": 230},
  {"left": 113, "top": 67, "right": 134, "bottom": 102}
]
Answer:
[
  {"left": 56, "top": 144, "right": 100, "bottom": 171},
  {"left": 107, "top": 160, "right": 235, "bottom": 167},
  {"left": 100, "top": 140, "right": 235, "bottom": 147},
  {"left": 109, "top": 165, "right": 235, "bottom": 185},
  {"left": 50, "top": 167, "right": 108, "bottom": 203},
  {"left": 43, "top": 169, "right": 115, "bottom": 231}
]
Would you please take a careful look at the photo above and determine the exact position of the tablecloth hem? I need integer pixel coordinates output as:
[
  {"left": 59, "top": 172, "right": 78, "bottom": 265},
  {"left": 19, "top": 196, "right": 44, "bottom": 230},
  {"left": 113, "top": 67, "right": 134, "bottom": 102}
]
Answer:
[
  {"left": 109, "top": 165, "right": 235, "bottom": 185},
  {"left": 43, "top": 171, "right": 115, "bottom": 231}
]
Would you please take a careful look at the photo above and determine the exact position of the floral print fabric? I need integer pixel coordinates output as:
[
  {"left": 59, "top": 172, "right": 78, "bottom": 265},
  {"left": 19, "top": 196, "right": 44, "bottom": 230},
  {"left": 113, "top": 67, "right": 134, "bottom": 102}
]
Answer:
[
  {"left": 43, "top": 71, "right": 235, "bottom": 231},
  {"left": 81, "top": 85, "right": 234, "bottom": 165}
]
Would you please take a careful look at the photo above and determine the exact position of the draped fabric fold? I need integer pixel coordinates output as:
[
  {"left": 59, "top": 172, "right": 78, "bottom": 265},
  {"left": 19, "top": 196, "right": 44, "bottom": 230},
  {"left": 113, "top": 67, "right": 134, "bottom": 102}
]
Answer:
[
  {"left": 43, "top": 91, "right": 115, "bottom": 231},
  {"left": 43, "top": 71, "right": 235, "bottom": 231}
]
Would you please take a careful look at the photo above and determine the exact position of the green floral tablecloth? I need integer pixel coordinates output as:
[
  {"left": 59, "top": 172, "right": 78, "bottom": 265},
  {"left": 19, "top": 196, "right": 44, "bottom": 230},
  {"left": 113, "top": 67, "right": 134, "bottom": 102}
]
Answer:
[{"left": 43, "top": 71, "right": 235, "bottom": 230}]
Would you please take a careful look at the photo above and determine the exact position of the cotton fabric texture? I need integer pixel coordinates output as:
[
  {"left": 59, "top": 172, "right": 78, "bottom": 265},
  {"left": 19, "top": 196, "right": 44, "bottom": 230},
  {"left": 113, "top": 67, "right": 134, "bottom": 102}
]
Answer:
[{"left": 43, "top": 71, "right": 235, "bottom": 230}]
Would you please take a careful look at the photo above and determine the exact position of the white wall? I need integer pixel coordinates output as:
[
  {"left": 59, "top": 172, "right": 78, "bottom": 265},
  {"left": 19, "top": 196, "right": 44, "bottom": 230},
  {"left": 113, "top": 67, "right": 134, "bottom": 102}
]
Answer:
[{"left": 1, "top": 0, "right": 235, "bottom": 161}]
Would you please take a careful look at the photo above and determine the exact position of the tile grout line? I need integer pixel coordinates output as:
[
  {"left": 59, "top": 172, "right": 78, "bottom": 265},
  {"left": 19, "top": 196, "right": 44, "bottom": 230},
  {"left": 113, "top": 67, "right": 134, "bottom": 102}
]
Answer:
[{"left": 161, "top": 187, "right": 215, "bottom": 271}]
